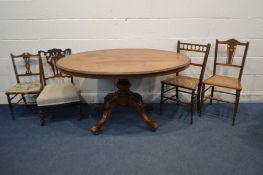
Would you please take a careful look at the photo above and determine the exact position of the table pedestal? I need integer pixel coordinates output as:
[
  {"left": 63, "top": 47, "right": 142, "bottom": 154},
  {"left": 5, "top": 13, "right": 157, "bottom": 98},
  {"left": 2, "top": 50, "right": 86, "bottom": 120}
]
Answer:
[{"left": 90, "top": 79, "right": 159, "bottom": 134}]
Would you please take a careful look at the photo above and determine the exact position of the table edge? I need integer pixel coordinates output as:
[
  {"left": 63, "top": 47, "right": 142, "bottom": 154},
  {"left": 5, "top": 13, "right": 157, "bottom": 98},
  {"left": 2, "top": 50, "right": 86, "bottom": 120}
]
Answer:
[{"left": 58, "top": 63, "right": 190, "bottom": 79}]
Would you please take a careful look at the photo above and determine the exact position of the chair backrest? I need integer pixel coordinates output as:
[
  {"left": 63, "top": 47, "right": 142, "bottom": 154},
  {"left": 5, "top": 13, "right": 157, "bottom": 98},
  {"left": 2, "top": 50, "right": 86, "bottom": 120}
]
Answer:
[
  {"left": 213, "top": 38, "right": 249, "bottom": 80},
  {"left": 38, "top": 48, "right": 72, "bottom": 85},
  {"left": 177, "top": 40, "right": 211, "bottom": 90},
  {"left": 11, "top": 52, "right": 43, "bottom": 85}
]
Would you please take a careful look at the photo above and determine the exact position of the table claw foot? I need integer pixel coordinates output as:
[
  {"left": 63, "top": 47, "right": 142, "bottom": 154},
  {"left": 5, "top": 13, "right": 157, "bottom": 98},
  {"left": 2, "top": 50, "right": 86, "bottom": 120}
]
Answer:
[
  {"left": 140, "top": 113, "right": 159, "bottom": 131},
  {"left": 148, "top": 120, "right": 159, "bottom": 131},
  {"left": 90, "top": 113, "right": 109, "bottom": 135},
  {"left": 90, "top": 125, "right": 100, "bottom": 135}
]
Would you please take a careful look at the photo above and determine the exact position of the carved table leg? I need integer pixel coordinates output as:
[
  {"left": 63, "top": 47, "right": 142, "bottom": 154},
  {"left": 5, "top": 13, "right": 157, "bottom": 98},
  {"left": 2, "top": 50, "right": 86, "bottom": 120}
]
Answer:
[
  {"left": 90, "top": 79, "right": 159, "bottom": 134},
  {"left": 129, "top": 93, "right": 159, "bottom": 131},
  {"left": 90, "top": 94, "right": 118, "bottom": 134}
]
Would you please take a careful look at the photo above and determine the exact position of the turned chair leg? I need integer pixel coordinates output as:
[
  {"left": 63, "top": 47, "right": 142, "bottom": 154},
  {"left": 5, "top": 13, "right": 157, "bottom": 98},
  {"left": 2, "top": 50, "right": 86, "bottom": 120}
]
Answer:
[
  {"left": 160, "top": 83, "right": 164, "bottom": 115},
  {"left": 6, "top": 94, "right": 15, "bottom": 120},
  {"left": 38, "top": 107, "right": 45, "bottom": 126},
  {"left": 197, "top": 91, "right": 201, "bottom": 114},
  {"left": 232, "top": 90, "right": 240, "bottom": 126},
  {"left": 190, "top": 91, "right": 195, "bottom": 125},
  {"left": 199, "top": 84, "right": 205, "bottom": 116},
  {"left": 176, "top": 86, "right": 179, "bottom": 105},
  {"left": 210, "top": 86, "right": 214, "bottom": 105}
]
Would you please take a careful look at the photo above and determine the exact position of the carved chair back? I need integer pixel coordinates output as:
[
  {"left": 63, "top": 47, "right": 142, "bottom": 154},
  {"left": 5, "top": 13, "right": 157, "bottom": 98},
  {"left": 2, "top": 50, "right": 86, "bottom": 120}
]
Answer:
[
  {"left": 177, "top": 40, "right": 211, "bottom": 91},
  {"left": 11, "top": 52, "right": 43, "bottom": 85},
  {"left": 39, "top": 48, "right": 72, "bottom": 85},
  {"left": 213, "top": 38, "right": 249, "bottom": 80}
]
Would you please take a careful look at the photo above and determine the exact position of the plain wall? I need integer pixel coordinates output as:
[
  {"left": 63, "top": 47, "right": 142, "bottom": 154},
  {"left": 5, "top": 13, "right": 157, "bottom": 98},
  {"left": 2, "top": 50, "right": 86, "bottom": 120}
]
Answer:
[{"left": 0, "top": 0, "right": 263, "bottom": 103}]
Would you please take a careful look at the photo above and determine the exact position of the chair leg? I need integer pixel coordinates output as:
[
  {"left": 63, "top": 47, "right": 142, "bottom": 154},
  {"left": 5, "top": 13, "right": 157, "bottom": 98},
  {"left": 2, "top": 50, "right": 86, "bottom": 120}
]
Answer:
[
  {"left": 6, "top": 94, "right": 15, "bottom": 120},
  {"left": 199, "top": 84, "right": 205, "bottom": 116},
  {"left": 38, "top": 107, "right": 45, "bottom": 126},
  {"left": 78, "top": 102, "right": 85, "bottom": 121},
  {"left": 210, "top": 86, "right": 214, "bottom": 105},
  {"left": 196, "top": 91, "right": 201, "bottom": 113},
  {"left": 190, "top": 91, "right": 195, "bottom": 125},
  {"left": 21, "top": 94, "right": 27, "bottom": 104},
  {"left": 176, "top": 87, "right": 179, "bottom": 105},
  {"left": 160, "top": 83, "right": 164, "bottom": 115},
  {"left": 232, "top": 90, "right": 240, "bottom": 126}
]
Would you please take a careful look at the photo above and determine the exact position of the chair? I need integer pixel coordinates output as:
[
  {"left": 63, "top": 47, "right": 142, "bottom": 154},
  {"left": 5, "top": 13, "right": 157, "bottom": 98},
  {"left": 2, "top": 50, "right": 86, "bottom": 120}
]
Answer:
[
  {"left": 160, "top": 41, "right": 211, "bottom": 124},
  {"left": 37, "top": 48, "right": 83, "bottom": 126},
  {"left": 5, "top": 52, "right": 43, "bottom": 120},
  {"left": 200, "top": 38, "right": 249, "bottom": 126}
]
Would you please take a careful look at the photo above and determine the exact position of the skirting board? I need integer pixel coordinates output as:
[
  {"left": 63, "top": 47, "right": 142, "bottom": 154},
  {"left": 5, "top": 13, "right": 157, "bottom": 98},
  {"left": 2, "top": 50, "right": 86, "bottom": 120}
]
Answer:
[{"left": 0, "top": 91, "right": 263, "bottom": 104}]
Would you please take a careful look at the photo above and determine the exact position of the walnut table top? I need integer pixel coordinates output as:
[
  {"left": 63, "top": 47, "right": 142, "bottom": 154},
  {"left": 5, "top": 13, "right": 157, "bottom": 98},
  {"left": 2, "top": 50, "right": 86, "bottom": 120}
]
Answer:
[{"left": 56, "top": 48, "right": 190, "bottom": 79}]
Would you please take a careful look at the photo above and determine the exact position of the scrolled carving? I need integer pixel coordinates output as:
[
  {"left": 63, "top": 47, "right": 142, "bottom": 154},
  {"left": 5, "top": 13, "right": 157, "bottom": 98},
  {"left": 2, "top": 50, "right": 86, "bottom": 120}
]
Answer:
[{"left": 40, "top": 48, "right": 71, "bottom": 77}]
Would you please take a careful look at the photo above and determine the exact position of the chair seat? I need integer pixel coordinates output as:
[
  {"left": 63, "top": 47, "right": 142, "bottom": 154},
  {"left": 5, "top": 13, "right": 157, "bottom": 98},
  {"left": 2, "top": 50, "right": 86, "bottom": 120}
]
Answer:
[
  {"left": 162, "top": 76, "right": 199, "bottom": 90},
  {"left": 203, "top": 75, "right": 242, "bottom": 90},
  {"left": 6, "top": 82, "right": 42, "bottom": 94},
  {"left": 37, "top": 83, "right": 80, "bottom": 106}
]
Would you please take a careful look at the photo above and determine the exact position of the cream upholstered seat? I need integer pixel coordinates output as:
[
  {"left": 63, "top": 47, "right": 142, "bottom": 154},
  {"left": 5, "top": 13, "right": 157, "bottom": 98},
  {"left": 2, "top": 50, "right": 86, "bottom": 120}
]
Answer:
[
  {"left": 37, "top": 48, "right": 83, "bottom": 126},
  {"left": 36, "top": 83, "right": 80, "bottom": 106}
]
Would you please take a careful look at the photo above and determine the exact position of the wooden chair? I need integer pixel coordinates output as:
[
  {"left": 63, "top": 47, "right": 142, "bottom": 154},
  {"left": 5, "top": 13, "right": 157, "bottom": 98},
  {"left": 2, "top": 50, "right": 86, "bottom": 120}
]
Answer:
[
  {"left": 160, "top": 41, "right": 211, "bottom": 124},
  {"left": 37, "top": 48, "right": 83, "bottom": 126},
  {"left": 200, "top": 38, "right": 249, "bottom": 126},
  {"left": 5, "top": 52, "right": 43, "bottom": 120}
]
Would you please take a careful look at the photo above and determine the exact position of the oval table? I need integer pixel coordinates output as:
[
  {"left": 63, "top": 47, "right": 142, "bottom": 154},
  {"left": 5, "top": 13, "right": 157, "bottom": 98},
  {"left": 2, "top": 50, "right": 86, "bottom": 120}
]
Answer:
[{"left": 56, "top": 48, "right": 190, "bottom": 134}]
